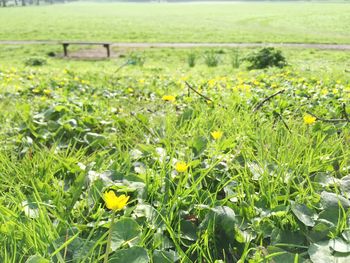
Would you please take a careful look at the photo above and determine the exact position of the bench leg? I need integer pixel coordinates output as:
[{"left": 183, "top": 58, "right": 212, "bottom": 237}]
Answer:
[
  {"left": 104, "top": 44, "right": 110, "bottom": 58},
  {"left": 63, "top": 44, "right": 69, "bottom": 57}
]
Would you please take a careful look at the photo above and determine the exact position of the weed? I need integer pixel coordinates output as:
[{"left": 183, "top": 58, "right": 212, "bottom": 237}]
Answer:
[
  {"left": 204, "top": 50, "right": 220, "bottom": 67},
  {"left": 187, "top": 52, "right": 196, "bottom": 67},
  {"left": 24, "top": 57, "right": 47, "bottom": 66},
  {"left": 245, "top": 47, "right": 287, "bottom": 70}
]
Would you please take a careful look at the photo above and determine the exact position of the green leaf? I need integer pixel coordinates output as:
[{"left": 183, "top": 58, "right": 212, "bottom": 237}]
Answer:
[
  {"left": 191, "top": 136, "right": 208, "bottom": 156},
  {"left": 111, "top": 218, "right": 141, "bottom": 251},
  {"left": 267, "top": 246, "right": 301, "bottom": 263},
  {"left": 291, "top": 201, "right": 316, "bottom": 227},
  {"left": 330, "top": 238, "right": 350, "bottom": 253},
  {"left": 309, "top": 241, "right": 350, "bottom": 263},
  {"left": 340, "top": 175, "right": 350, "bottom": 196},
  {"left": 271, "top": 228, "right": 305, "bottom": 245},
  {"left": 84, "top": 132, "right": 107, "bottom": 146},
  {"left": 342, "top": 230, "right": 350, "bottom": 242},
  {"left": 109, "top": 246, "right": 149, "bottom": 263},
  {"left": 177, "top": 108, "right": 195, "bottom": 126},
  {"left": 153, "top": 249, "right": 179, "bottom": 263},
  {"left": 321, "top": 191, "right": 350, "bottom": 209},
  {"left": 25, "top": 255, "right": 49, "bottom": 263},
  {"left": 180, "top": 220, "right": 197, "bottom": 241},
  {"left": 308, "top": 241, "right": 334, "bottom": 263}
]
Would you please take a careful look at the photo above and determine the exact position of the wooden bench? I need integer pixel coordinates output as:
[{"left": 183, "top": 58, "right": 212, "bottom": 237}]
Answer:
[{"left": 61, "top": 42, "right": 111, "bottom": 57}]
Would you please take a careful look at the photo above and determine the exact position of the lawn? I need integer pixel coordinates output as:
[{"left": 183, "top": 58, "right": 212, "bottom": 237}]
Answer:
[{"left": 0, "top": 2, "right": 350, "bottom": 43}]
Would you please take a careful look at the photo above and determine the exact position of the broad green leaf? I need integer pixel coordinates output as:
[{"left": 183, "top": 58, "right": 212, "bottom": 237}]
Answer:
[
  {"left": 291, "top": 201, "right": 316, "bottom": 227},
  {"left": 340, "top": 176, "right": 350, "bottom": 196},
  {"left": 313, "top": 172, "right": 338, "bottom": 187},
  {"left": 153, "top": 249, "right": 179, "bottom": 263},
  {"left": 271, "top": 228, "right": 305, "bottom": 245},
  {"left": 321, "top": 191, "right": 350, "bottom": 209},
  {"left": 309, "top": 241, "right": 350, "bottom": 263},
  {"left": 330, "top": 238, "right": 350, "bottom": 253},
  {"left": 247, "top": 161, "right": 264, "bottom": 180},
  {"left": 109, "top": 246, "right": 149, "bottom": 263},
  {"left": 177, "top": 108, "right": 195, "bottom": 127},
  {"left": 191, "top": 136, "right": 208, "bottom": 156},
  {"left": 267, "top": 246, "right": 302, "bottom": 263},
  {"left": 342, "top": 230, "right": 350, "bottom": 242},
  {"left": 22, "top": 200, "right": 39, "bottom": 219},
  {"left": 180, "top": 220, "right": 197, "bottom": 241},
  {"left": 308, "top": 241, "right": 334, "bottom": 263},
  {"left": 111, "top": 218, "right": 141, "bottom": 251},
  {"left": 84, "top": 132, "right": 107, "bottom": 146},
  {"left": 25, "top": 255, "right": 49, "bottom": 263}
]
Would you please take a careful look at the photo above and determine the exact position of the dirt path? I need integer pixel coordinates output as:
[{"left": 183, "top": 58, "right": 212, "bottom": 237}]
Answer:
[{"left": 1, "top": 40, "right": 350, "bottom": 50}]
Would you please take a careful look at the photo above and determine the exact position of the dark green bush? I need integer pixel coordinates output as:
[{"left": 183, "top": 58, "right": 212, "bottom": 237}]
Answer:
[
  {"left": 245, "top": 47, "right": 287, "bottom": 70},
  {"left": 231, "top": 49, "right": 240, "bottom": 69},
  {"left": 47, "top": 51, "right": 56, "bottom": 57},
  {"left": 187, "top": 52, "right": 196, "bottom": 68},
  {"left": 127, "top": 53, "right": 145, "bottom": 66},
  {"left": 24, "top": 57, "right": 47, "bottom": 66},
  {"left": 204, "top": 51, "right": 220, "bottom": 67}
]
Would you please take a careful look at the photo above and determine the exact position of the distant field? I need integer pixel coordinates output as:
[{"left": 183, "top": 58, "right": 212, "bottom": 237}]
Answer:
[{"left": 0, "top": 2, "right": 350, "bottom": 43}]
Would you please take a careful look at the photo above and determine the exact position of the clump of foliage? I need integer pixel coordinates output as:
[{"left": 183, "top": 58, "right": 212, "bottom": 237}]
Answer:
[
  {"left": 204, "top": 50, "right": 220, "bottom": 67},
  {"left": 245, "top": 47, "right": 287, "bottom": 70},
  {"left": 187, "top": 52, "right": 196, "bottom": 67},
  {"left": 47, "top": 51, "right": 56, "bottom": 57},
  {"left": 24, "top": 57, "right": 47, "bottom": 66},
  {"left": 127, "top": 52, "right": 145, "bottom": 66},
  {"left": 231, "top": 49, "right": 240, "bottom": 68},
  {"left": 1, "top": 66, "right": 350, "bottom": 263}
]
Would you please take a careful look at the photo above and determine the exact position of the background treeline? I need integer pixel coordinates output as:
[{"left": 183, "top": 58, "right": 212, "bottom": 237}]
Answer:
[
  {"left": 1, "top": 0, "right": 77, "bottom": 7},
  {"left": 1, "top": 0, "right": 349, "bottom": 7}
]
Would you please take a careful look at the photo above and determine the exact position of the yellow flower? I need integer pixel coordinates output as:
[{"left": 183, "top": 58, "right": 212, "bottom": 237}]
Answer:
[
  {"left": 43, "top": 89, "right": 51, "bottom": 95},
  {"left": 175, "top": 161, "right": 188, "bottom": 173},
  {"left": 211, "top": 130, "right": 223, "bottom": 140},
  {"left": 103, "top": 191, "right": 129, "bottom": 211},
  {"left": 303, "top": 114, "right": 316, "bottom": 125},
  {"left": 162, "top": 95, "right": 176, "bottom": 102}
]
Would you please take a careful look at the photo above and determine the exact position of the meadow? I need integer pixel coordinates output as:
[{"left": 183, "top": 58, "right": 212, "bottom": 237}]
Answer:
[
  {"left": 1, "top": 2, "right": 350, "bottom": 263},
  {"left": 0, "top": 2, "right": 350, "bottom": 43}
]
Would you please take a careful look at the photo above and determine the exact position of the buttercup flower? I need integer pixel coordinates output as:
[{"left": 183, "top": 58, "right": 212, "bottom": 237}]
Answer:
[
  {"left": 303, "top": 114, "right": 316, "bottom": 125},
  {"left": 103, "top": 191, "right": 129, "bottom": 211},
  {"left": 162, "top": 95, "right": 176, "bottom": 102},
  {"left": 175, "top": 161, "right": 188, "bottom": 173},
  {"left": 211, "top": 130, "right": 223, "bottom": 140}
]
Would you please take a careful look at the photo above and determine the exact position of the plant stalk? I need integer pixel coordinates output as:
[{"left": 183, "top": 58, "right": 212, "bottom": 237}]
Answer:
[{"left": 104, "top": 212, "right": 115, "bottom": 263}]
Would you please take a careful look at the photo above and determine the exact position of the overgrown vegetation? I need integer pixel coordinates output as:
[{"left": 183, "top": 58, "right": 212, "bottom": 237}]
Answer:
[
  {"left": 24, "top": 57, "right": 47, "bottom": 66},
  {"left": 204, "top": 50, "right": 220, "bottom": 67},
  {"left": 1, "top": 58, "right": 350, "bottom": 262},
  {"left": 245, "top": 47, "right": 287, "bottom": 70},
  {"left": 187, "top": 52, "right": 196, "bottom": 68}
]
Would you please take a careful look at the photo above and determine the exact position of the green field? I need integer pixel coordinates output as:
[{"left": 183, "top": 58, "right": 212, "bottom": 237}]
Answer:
[
  {"left": 1, "top": 2, "right": 350, "bottom": 263},
  {"left": 0, "top": 2, "right": 350, "bottom": 43}
]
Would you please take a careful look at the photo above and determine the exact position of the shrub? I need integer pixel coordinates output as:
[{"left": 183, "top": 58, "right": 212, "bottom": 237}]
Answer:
[
  {"left": 127, "top": 53, "right": 145, "bottom": 66},
  {"left": 231, "top": 49, "right": 240, "bottom": 69},
  {"left": 24, "top": 57, "right": 47, "bottom": 66},
  {"left": 204, "top": 51, "right": 220, "bottom": 67},
  {"left": 47, "top": 51, "right": 56, "bottom": 57},
  {"left": 187, "top": 52, "right": 196, "bottom": 68},
  {"left": 245, "top": 47, "right": 287, "bottom": 70}
]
